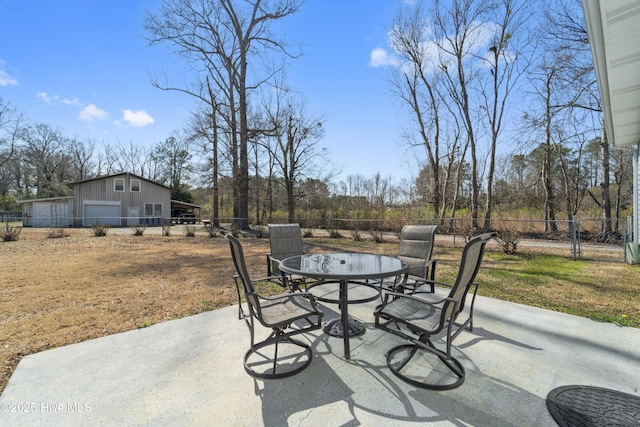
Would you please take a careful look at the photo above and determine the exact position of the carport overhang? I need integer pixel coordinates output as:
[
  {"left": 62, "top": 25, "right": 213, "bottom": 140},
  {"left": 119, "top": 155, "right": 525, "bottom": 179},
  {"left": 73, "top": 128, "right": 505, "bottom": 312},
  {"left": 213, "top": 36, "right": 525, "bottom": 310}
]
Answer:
[
  {"left": 170, "top": 200, "right": 202, "bottom": 217},
  {"left": 582, "top": 0, "right": 640, "bottom": 242}
]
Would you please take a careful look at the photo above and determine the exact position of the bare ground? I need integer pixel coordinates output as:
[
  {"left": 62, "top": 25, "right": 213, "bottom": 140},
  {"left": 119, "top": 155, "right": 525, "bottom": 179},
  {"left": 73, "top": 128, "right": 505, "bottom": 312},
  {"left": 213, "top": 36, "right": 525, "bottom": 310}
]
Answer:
[{"left": 1, "top": 227, "right": 264, "bottom": 394}]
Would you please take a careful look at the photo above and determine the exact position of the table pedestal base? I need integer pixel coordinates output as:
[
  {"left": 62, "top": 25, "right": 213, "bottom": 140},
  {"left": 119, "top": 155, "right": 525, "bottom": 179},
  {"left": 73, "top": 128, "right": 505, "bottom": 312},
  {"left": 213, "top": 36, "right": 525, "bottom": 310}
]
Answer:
[{"left": 323, "top": 317, "right": 366, "bottom": 337}]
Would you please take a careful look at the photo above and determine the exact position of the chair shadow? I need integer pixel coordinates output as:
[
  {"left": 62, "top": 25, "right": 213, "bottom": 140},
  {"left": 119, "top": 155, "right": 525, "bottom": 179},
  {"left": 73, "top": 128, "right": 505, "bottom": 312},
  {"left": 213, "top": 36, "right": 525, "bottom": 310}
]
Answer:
[
  {"left": 254, "top": 305, "right": 547, "bottom": 426},
  {"left": 457, "top": 326, "right": 544, "bottom": 351}
]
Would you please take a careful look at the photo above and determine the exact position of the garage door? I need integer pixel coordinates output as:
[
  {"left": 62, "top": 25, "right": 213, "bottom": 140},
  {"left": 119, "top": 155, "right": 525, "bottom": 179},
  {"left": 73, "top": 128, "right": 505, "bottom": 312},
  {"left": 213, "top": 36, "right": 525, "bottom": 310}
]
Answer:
[
  {"left": 33, "top": 202, "right": 70, "bottom": 227},
  {"left": 85, "top": 204, "right": 121, "bottom": 226}
]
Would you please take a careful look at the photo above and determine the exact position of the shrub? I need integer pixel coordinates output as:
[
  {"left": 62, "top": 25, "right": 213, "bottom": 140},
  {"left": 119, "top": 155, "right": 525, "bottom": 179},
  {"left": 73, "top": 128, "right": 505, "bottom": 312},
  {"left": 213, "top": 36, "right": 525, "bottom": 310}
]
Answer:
[
  {"left": 204, "top": 224, "right": 219, "bottom": 238},
  {"left": 369, "top": 229, "right": 385, "bottom": 243},
  {"left": 131, "top": 225, "right": 147, "bottom": 236},
  {"left": 496, "top": 229, "right": 519, "bottom": 254},
  {"left": 350, "top": 229, "right": 363, "bottom": 241},
  {"left": 184, "top": 225, "right": 196, "bottom": 237},
  {"left": 303, "top": 229, "right": 313, "bottom": 238},
  {"left": 90, "top": 223, "right": 109, "bottom": 237},
  {"left": 0, "top": 223, "right": 22, "bottom": 242},
  {"left": 253, "top": 225, "right": 266, "bottom": 238},
  {"left": 47, "top": 228, "right": 69, "bottom": 239}
]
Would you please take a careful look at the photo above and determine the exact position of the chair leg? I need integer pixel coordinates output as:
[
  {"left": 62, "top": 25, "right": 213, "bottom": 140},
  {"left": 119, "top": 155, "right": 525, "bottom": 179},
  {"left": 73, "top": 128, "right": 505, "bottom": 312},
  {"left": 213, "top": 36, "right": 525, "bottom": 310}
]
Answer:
[
  {"left": 243, "top": 334, "right": 313, "bottom": 380},
  {"left": 385, "top": 341, "right": 466, "bottom": 390}
]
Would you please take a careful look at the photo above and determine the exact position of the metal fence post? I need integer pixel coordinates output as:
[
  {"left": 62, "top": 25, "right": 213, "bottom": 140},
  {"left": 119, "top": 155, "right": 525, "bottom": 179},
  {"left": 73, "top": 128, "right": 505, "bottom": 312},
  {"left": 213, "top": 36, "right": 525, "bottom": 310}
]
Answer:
[
  {"left": 453, "top": 217, "right": 457, "bottom": 248},
  {"left": 571, "top": 216, "right": 578, "bottom": 260}
]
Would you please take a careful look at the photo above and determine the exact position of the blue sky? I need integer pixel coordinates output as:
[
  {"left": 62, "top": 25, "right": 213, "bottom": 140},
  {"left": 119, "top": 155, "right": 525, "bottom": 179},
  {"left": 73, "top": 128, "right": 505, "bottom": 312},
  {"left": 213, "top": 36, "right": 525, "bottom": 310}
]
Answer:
[{"left": 0, "top": 0, "right": 418, "bottom": 183}]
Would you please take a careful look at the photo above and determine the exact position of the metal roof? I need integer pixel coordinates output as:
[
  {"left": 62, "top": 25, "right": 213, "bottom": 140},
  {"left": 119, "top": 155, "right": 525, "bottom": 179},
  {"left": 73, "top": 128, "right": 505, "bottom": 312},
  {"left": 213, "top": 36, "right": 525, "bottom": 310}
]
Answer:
[
  {"left": 582, "top": 0, "right": 640, "bottom": 148},
  {"left": 72, "top": 172, "right": 171, "bottom": 190},
  {"left": 17, "top": 196, "right": 74, "bottom": 204}
]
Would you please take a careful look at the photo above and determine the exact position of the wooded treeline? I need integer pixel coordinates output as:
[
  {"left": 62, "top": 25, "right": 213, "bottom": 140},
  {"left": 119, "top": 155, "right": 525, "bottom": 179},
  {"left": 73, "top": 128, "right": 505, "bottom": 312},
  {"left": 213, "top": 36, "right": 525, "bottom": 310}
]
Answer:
[{"left": 0, "top": 0, "right": 633, "bottom": 236}]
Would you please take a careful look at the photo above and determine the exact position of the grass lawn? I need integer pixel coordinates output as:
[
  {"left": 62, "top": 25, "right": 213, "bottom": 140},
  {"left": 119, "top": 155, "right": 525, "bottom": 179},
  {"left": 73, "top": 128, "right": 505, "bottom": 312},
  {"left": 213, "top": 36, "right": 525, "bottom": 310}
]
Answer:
[{"left": 0, "top": 227, "right": 638, "bottom": 395}]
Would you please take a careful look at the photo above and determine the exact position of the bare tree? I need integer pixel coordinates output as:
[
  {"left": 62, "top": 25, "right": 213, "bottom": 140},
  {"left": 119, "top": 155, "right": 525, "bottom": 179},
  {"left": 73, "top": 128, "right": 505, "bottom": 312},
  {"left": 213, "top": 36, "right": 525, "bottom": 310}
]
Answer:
[
  {"left": 524, "top": 61, "right": 560, "bottom": 231},
  {"left": 0, "top": 98, "right": 26, "bottom": 202},
  {"left": 144, "top": 0, "right": 303, "bottom": 230},
  {"left": 66, "top": 137, "right": 96, "bottom": 181},
  {"left": 103, "top": 141, "right": 161, "bottom": 180},
  {"left": 479, "top": 0, "right": 533, "bottom": 231},
  {"left": 190, "top": 101, "right": 223, "bottom": 227},
  {"left": 433, "top": 0, "right": 491, "bottom": 228},
  {"left": 20, "top": 123, "right": 70, "bottom": 198},
  {"left": 543, "top": 0, "right": 610, "bottom": 237},
  {"left": 261, "top": 93, "right": 325, "bottom": 222},
  {"left": 0, "top": 97, "right": 24, "bottom": 170},
  {"left": 388, "top": 3, "right": 447, "bottom": 219}
]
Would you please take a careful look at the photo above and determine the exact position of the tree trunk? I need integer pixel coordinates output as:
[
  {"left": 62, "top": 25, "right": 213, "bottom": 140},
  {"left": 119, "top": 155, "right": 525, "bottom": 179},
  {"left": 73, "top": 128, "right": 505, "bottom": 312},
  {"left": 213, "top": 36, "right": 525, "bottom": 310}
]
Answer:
[
  {"left": 211, "top": 105, "right": 220, "bottom": 228},
  {"left": 600, "top": 124, "right": 612, "bottom": 240}
]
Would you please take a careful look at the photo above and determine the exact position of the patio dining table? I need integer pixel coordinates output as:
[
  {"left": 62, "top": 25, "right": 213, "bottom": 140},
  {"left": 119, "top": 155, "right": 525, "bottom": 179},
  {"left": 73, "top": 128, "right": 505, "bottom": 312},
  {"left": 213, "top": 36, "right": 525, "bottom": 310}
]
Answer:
[{"left": 279, "top": 253, "right": 409, "bottom": 359}]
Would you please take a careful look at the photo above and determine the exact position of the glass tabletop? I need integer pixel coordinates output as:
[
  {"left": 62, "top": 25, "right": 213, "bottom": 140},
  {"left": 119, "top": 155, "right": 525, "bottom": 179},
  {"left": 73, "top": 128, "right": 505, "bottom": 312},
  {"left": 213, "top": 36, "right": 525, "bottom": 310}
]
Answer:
[{"left": 279, "top": 253, "right": 408, "bottom": 280}]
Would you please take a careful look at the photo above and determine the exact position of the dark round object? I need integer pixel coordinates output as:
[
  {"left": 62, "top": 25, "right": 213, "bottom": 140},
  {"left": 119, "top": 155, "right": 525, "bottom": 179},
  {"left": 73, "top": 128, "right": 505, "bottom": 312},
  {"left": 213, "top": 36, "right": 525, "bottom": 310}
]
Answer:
[{"left": 547, "top": 385, "right": 640, "bottom": 426}]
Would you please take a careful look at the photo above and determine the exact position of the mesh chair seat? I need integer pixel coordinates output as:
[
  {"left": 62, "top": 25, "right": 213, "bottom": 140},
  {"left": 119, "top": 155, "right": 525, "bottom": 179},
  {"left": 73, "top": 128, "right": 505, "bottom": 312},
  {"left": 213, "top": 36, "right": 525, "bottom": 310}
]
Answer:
[
  {"left": 377, "top": 296, "right": 440, "bottom": 332},
  {"left": 259, "top": 294, "right": 320, "bottom": 327}
]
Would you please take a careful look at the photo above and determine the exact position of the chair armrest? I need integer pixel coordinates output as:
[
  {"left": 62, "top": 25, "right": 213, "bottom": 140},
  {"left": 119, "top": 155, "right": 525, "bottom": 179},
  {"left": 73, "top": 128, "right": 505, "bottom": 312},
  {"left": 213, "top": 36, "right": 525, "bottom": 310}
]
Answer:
[
  {"left": 428, "top": 259, "right": 437, "bottom": 281},
  {"left": 253, "top": 290, "right": 323, "bottom": 314},
  {"left": 257, "top": 290, "right": 316, "bottom": 302},
  {"left": 379, "top": 289, "right": 453, "bottom": 308},
  {"left": 408, "top": 277, "right": 452, "bottom": 295},
  {"left": 407, "top": 259, "right": 437, "bottom": 281},
  {"left": 251, "top": 274, "right": 286, "bottom": 283},
  {"left": 266, "top": 253, "right": 273, "bottom": 276}
]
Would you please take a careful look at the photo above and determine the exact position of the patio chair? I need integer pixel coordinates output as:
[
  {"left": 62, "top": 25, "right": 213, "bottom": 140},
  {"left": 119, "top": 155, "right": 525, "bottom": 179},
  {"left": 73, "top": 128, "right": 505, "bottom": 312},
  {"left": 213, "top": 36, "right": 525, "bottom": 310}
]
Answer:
[
  {"left": 383, "top": 225, "right": 438, "bottom": 293},
  {"left": 226, "top": 233, "right": 323, "bottom": 379},
  {"left": 374, "top": 232, "right": 495, "bottom": 390},
  {"left": 267, "top": 223, "right": 306, "bottom": 290}
]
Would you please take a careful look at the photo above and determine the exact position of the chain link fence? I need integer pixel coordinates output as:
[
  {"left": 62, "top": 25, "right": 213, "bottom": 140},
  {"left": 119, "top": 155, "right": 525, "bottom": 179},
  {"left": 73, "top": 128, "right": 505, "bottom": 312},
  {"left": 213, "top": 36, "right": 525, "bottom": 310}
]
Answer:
[
  {"left": 0, "top": 211, "right": 21, "bottom": 223},
  {"left": 259, "top": 216, "right": 630, "bottom": 262}
]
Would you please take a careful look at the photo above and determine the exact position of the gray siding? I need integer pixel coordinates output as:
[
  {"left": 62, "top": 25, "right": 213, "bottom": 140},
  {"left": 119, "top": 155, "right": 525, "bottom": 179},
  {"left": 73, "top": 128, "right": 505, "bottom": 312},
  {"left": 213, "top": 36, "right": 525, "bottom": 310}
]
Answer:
[
  {"left": 73, "top": 174, "right": 170, "bottom": 227},
  {"left": 21, "top": 198, "right": 73, "bottom": 227}
]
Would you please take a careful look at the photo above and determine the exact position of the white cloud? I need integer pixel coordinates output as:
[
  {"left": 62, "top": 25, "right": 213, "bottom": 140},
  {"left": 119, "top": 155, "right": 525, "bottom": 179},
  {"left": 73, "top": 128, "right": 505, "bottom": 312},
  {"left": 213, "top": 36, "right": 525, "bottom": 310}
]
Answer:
[
  {"left": 36, "top": 92, "right": 58, "bottom": 103},
  {"left": 122, "top": 109, "right": 154, "bottom": 127},
  {"left": 62, "top": 97, "right": 82, "bottom": 106},
  {"left": 369, "top": 48, "right": 394, "bottom": 67},
  {"left": 0, "top": 70, "right": 18, "bottom": 86},
  {"left": 79, "top": 104, "right": 109, "bottom": 121},
  {"left": 0, "top": 60, "right": 18, "bottom": 86}
]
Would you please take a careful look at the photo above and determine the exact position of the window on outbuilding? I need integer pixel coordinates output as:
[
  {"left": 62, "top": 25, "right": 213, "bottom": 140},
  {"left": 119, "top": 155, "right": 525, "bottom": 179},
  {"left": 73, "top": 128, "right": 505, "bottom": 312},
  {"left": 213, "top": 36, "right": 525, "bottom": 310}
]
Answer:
[
  {"left": 114, "top": 178, "right": 125, "bottom": 192},
  {"left": 145, "top": 203, "right": 162, "bottom": 217},
  {"left": 130, "top": 179, "right": 140, "bottom": 192}
]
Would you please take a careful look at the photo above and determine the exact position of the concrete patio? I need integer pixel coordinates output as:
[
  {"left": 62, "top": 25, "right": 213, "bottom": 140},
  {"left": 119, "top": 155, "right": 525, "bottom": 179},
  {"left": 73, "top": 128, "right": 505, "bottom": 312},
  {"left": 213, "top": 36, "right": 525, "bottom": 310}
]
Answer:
[{"left": 1, "top": 291, "right": 639, "bottom": 426}]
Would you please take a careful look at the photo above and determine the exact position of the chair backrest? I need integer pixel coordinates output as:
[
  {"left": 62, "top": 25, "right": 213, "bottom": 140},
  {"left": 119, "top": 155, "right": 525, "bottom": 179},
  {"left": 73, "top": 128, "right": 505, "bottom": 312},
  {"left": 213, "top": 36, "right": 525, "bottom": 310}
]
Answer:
[
  {"left": 269, "top": 223, "right": 304, "bottom": 261},
  {"left": 226, "top": 233, "right": 260, "bottom": 315},
  {"left": 443, "top": 232, "right": 495, "bottom": 321},
  {"left": 397, "top": 225, "right": 437, "bottom": 278}
]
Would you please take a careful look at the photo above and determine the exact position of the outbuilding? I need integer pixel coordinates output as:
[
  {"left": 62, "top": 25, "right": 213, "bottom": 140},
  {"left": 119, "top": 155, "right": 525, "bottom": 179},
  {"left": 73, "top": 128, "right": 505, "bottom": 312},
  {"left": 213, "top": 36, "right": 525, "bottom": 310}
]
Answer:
[
  {"left": 20, "top": 173, "right": 173, "bottom": 227},
  {"left": 20, "top": 196, "right": 74, "bottom": 227}
]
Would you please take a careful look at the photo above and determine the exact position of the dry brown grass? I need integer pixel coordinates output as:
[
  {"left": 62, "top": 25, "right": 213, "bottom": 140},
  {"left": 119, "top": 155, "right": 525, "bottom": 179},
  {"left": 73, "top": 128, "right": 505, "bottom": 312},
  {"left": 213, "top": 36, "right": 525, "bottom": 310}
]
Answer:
[{"left": 1, "top": 228, "right": 638, "bottom": 395}]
